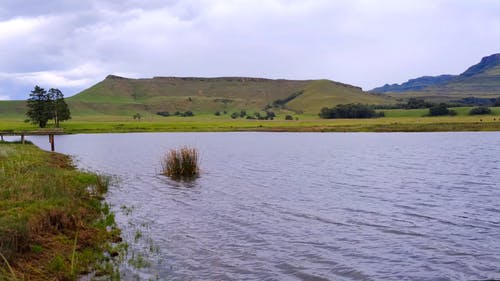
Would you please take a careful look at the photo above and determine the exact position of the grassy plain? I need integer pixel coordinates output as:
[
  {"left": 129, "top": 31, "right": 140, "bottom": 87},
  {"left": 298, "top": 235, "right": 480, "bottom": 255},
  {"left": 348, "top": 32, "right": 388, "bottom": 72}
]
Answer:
[
  {"left": 1, "top": 107, "right": 499, "bottom": 133},
  {"left": 0, "top": 143, "right": 121, "bottom": 280}
]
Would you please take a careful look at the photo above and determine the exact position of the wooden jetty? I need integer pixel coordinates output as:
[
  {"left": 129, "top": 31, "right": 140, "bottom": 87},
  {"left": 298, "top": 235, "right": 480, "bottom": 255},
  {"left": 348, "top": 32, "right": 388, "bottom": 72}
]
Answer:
[{"left": 0, "top": 129, "right": 65, "bottom": 151}]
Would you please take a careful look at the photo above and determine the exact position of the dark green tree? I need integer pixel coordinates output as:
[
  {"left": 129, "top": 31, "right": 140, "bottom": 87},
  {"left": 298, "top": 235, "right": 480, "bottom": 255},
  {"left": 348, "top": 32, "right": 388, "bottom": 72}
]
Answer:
[
  {"left": 133, "top": 113, "right": 142, "bottom": 120},
  {"left": 469, "top": 106, "right": 492, "bottom": 115},
  {"left": 26, "top": 86, "right": 71, "bottom": 128},
  {"left": 428, "top": 103, "right": 456, "bottom": 116},
  {"left": 319, "top": 104, "right": 381, "bottom": 119},
  {"left": 26, "top": 86, "right": 52, "bottom": 128},
  {"left": 265, "top": 111, "right": 276, "bottom": 120},
  {"left": 48, "top": 88, "right": 71, "bottom": 127},
  {"left": 182, "top": 111, "right": 194, "bottom": 117},
  {"left": 405, "top": 98, "right": 432, "bottom": 109}
]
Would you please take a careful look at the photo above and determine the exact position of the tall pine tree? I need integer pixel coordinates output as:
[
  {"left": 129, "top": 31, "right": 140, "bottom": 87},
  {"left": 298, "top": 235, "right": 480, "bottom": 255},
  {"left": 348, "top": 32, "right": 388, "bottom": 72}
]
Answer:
[
  {"left": 48, "top": 88, "right": 71, "bottom": 128},
  {"left": 26, "top": 86, "right": 52, "bottom": 128}
]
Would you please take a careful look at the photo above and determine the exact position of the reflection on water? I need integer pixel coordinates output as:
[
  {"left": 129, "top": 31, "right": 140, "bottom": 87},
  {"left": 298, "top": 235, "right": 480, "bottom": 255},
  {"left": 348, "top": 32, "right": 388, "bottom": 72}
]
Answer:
[{"left": 29, "top": 132, "right": 500, "bottom": 281}]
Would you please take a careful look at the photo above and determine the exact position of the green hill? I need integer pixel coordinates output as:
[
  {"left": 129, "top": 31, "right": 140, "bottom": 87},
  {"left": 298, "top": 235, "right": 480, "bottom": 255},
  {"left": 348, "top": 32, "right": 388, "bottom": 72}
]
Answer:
[
  {"left": 67, "top": 75, "right": 392, "bottom": 116},
  {"left": 287, "top": 80, "right": 392, "bottom": 113},
  {"left": 0, "top": 100, "right": 27, "bottom": 119},
  {"left": 0, "top": 75, "right": 394, "bottom": 119}
]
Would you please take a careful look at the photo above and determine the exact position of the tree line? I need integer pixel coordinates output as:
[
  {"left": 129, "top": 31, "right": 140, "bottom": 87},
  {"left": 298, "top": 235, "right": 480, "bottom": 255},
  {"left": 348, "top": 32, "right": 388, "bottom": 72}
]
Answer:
[
  {"left": 318, "top": 99, "right": 497, "bottom": 119},
  {"left": 26, "top": 86, "right": 71, "bottom": 128},
  {"left": 319, "top": 103, "right": 384, "bottom": 119}
]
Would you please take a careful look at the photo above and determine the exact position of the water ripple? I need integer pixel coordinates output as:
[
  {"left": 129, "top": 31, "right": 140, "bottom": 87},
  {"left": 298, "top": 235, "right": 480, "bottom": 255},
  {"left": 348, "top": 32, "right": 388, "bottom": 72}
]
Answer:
[{"left": 27, "top": 132, "right": 500, "bottom": 281}]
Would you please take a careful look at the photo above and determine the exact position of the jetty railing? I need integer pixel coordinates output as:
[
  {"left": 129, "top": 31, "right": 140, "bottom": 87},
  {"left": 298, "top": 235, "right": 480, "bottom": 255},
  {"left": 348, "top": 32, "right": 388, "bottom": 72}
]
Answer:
[{"left": 0, "top": 129, "right": 65, "bottom": 151}]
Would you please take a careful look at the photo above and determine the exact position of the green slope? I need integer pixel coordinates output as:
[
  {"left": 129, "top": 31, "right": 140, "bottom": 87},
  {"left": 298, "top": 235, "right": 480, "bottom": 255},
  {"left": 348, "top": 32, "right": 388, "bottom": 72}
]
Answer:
[
  {"left": 287, "top": 80, "right": 393, "bottom": 113},
  {"left": 0, "top": 100, "right": 26, "bottom": 118},
  {"left": 67, "top": 75, "right": 392, "bottom": 116}
]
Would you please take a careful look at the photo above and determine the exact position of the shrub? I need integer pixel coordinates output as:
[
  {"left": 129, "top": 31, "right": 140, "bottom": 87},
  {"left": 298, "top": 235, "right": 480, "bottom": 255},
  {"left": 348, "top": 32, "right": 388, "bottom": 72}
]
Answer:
[
  {"left": 156, "top": 111, "right": 170, "bottom": 117},
  {"left": 428, "top": 103, "right": 456, "bottom": 116},
  {"left": 265, "top": 111, "right": 276, "bottom": 120},
  {"left": 405, "top": 98, "right": 433, "bottom": 109},
  {"left": 271, "top": 91, "right": 304, "bottom": 108},
  {"left": 162, "top": 147, "right": 199, "bottom": 179},
  {"left": 285, "top": 115, "right": 293, "bottom": 120},
  {"left": 469, "top": 106, "right": 492, "bottom": 115},
  {"left": 173, "top": 111, "right": 194, "bottom": 117},
  {"left": 230, "top": 112, "right": 239, "bottom": 119},
  {"left": 182, "top": 111, "right": 194, "bottom": 117},
  {"left": 319, "top": 103, "right": 380, "bottom": 119},
  {"left": 214, "top": 111, "right": 221, "bottom": 116}
]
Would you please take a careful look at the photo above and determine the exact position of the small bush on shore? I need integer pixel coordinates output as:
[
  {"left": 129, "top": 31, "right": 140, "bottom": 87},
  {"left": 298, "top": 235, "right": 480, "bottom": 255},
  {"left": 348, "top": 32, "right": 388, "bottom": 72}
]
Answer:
[
  {"left": 469, "top": 106, "right": 492, "bottom": 115},
  {"left": 162, "top": 147, "right": 199, "bottom": 180},
  {"left": 427, "top": 103, "right": 457, "bottom": 116}
]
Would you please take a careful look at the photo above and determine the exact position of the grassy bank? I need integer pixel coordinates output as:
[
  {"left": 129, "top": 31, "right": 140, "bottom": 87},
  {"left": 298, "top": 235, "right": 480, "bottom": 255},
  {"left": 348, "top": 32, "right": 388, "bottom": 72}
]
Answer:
[
  {"left": 0, "top": 142, "right": 121, "bottom": 280},
  {"left": 0, "top": 107, "right": 499, "bottom": 133}
]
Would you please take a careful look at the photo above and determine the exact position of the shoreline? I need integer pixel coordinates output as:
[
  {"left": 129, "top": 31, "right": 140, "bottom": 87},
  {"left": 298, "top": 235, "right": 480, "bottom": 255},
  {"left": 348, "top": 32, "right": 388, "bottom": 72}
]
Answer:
[
  {"left": 0, "top": 142, "right": 122, "bottom": 280},
  {"left": 3, "top": 120, "right": 500, "bottom": 134}
]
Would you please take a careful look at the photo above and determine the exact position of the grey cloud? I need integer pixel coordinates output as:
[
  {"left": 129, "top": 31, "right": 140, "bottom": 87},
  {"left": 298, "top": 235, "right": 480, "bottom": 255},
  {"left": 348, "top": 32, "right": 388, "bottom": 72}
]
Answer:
[
  {"left": 0, "top": 1, "right": 91, "bottom": 20},
  {"left": 1, "top": 0, "right": 500, "bottom": 100}
]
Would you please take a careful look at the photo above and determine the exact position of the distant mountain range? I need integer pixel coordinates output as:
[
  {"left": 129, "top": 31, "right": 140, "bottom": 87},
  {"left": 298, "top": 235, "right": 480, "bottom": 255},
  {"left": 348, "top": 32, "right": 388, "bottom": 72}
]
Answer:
[{"left": 371, "top": 53, "right": 500, "bottom": 97}]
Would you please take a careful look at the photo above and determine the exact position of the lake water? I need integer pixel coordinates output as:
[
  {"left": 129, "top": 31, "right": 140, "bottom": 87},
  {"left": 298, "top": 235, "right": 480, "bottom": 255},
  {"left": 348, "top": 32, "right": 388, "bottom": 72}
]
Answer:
[{"left": 28, "top": 132, "right": 500, "bottom": 281}]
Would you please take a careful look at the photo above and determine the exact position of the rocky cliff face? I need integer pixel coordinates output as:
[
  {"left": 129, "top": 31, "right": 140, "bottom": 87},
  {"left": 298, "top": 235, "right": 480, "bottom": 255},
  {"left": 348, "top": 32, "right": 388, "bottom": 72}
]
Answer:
[
  {"left": 460, "top": 53, "right": 500, "bottom": 77},
  {"left": 371, "top": 75, "right": 455, "bottom": 93}
]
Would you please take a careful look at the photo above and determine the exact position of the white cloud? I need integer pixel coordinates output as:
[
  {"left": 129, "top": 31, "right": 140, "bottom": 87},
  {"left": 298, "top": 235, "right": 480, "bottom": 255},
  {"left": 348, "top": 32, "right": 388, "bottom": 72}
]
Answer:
[
  {"left": 0, "top": 0, "right": 500, "bottom": 99},
  {"left": 0, "top": 62, "right": 107, "bottom": 87},
  {"left": 0, "top": 17, "right": 45, "bottom": 40}
]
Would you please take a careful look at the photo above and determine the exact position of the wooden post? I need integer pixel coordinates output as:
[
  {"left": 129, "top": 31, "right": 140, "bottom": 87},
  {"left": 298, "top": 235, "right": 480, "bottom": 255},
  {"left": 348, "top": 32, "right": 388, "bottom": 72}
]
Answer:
[
  {"left": 1, "top": 134, "right": 3, "bottom": 141},
  {"left": 49, "top": 134, "right": 55, "bottom": 152},
  {"left": 21, "top": 134, "right": 25, "bottom": 144}
]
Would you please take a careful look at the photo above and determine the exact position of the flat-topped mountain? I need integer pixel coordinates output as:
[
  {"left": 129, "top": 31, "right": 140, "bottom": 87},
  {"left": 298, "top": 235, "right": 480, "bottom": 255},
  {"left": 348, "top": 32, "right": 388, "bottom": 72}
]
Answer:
[
  {"left": 371, "top": 53, "right": 500, "bottom": 98},
  {"left": 67, "top": 75, "right": 392, "bottom": 116}
]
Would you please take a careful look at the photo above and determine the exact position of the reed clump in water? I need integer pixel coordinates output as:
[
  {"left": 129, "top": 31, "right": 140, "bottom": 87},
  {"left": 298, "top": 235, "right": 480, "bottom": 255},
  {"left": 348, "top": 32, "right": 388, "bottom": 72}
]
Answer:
[{"left": 162, "top": 146, "right": 199, "bottom": 179}]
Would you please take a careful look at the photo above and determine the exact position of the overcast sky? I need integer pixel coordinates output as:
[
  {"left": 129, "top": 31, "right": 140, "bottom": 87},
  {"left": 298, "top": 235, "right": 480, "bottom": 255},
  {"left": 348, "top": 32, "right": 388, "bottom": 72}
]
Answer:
[{"left": 1, "top": 0, "right": 499, "bottom": 100}]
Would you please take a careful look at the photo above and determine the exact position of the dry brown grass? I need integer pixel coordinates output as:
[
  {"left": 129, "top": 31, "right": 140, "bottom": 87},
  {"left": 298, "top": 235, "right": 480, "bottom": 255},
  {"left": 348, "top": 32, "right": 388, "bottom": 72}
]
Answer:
[{"left": 162, "top": 146, "right": 199, "bottom": 180}]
